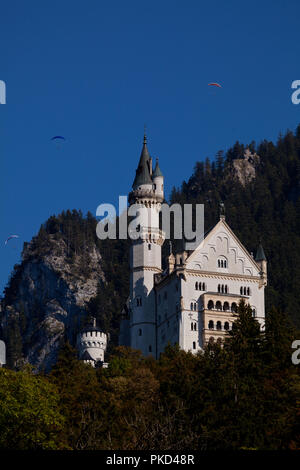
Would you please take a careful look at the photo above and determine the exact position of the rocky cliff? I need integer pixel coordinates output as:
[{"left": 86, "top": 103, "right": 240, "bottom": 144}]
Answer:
[
  {"left": 231, "top": 148, "right": 260, "bottom": 186},
  {"left": 0, "top": 210, "right": 130, "bottom": 371}
]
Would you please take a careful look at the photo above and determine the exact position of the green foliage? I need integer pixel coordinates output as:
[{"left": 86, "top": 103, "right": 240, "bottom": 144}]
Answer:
[
  {"left": 0, "top": 366, "right": 65, "bottom": 449},
  {"left": 0, "top": 301, "right": 300, "bottom": 450}
]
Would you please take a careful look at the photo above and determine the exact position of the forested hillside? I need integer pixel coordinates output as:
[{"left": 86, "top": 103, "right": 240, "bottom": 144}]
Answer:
[
  {"left": 170, "top": 126, "right": 300, "bottom": 326},
  {"left": 1, "top": 126, "right": 300, "bottom": 369}
]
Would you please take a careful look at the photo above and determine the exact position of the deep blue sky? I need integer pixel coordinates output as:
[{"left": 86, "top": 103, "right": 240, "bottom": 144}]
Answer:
[{"left": 1, "top": 0, "right": 300, "bottom": 293}]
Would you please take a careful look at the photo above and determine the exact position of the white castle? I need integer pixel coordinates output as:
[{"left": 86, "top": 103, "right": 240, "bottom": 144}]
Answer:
[{"left": 119, "top": 135, "right": 267, "bottom": 357}]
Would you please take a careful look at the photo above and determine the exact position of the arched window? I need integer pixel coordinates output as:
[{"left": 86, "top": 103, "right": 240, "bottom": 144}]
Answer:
[
  {"left": 243, "top": 287, "right": 247, "bottom": 295},
  {"left": 216, "top": 321, "right": 222, "bottom": 330},
  {"left": 217, "top": 338, "right": 222, "bottom": 345},
  {"left": 190, "top": 302, "right": 193, "bottom": 311},
  {"left": 195, "top": 282, "right": 198, "bottom": 290},
  {"left": 193, "top": 341, "right": 196, "bottom": 349},
  {"left": 194, "top": 302, "right": 197, "bottom": 311},
  {"left": 138, "top": 329, "right": 142, "bottom": 336},
  {"left": 208, "top": 320, "right": 214, "bottom": 330},
  {"left": 218, "top": 260, "right": 221, "bottom": 268},
  {"left": 218, "top": 284, "right": 221, "bottom": 293},
  {"left": 208, "top": 300, "right": 214, "bottom": 310},
  {"left": 231, "top": 302, "right": 237, "bottom": 313},
  {"left": 240, "top": 287, "right": 243, "bottom": 295},
  {"left": 224, "top": 260, "right": 227, "bottom": 268},
  {"left": 209, "top": 337, "right": 215, "bottom": 343},
  {"left": 247, "top": 287, "right": 250, "bottom": 296},
  {"left": 216, "top": 301, "right": 222, "bottom": 311},
  {"left": 202, "top": 283, "right": 206, "bottom": 291},
  {"left": 223, "top": 301, "right": 229, "bottom": 311},
  {"left": 194, "top": 322, "right": 197, "bottom": 331},
  {"left": 221, "top": 284, "right": 224, "bottom": 293},
  {"left": 225, "top": 285, "right": 228, "bottom": 294},
  {"left": 224, "top": 321, "right": 230, "bottom": 331},
  {"left": 191, "top": 322, "right": 194, "bottom": 331}
]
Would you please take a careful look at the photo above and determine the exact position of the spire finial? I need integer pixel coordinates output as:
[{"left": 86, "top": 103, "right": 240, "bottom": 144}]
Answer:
[
  {"left": 143, "top": 124, "right": 147, "bottom": 144},
  {"left": 219, "top": 201, "right": 225, "bottom": 219}
]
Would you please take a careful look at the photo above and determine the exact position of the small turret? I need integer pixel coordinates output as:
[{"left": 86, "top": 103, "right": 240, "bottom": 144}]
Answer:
[
  {"left": 255, "top": 243, "right": 267, "bottom": 286},
  {"left": 77, "top": 318, "right": 108, "bottom": 367},
  {"left": 153, "top": 158, "right": 164, "bottom": 198}
]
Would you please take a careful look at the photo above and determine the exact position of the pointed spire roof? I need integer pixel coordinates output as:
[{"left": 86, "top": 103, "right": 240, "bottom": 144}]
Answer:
[
  {"left": 132, "top": 133, "right": 153, "bottom": 188},
  {"left": 153, "top": 157, "right": 163, "bottom": 178},
  {"left": 255, "top": 243, "right": 266, "bottom": 261}
]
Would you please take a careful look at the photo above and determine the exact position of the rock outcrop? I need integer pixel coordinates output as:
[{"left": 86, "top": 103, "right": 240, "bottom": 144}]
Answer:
[
  {"left": 231, "top": 148, "right": 260, "bottom": 186},
  {"left": 0, "top": 235, "right": 105, "bottom": 371}
]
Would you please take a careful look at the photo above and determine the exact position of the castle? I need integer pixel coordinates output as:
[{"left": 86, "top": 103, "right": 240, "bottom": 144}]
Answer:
[{"left": 119, "top": 135, "right": 267, "bottom": 358}]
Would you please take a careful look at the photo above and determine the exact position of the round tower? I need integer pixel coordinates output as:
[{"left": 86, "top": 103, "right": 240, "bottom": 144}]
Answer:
[
  {"left": 128, "top": 134, "right": 165, "bottom": 357},
  {"left": 77, "top": 318, "right": 107, "bottom": 366}
]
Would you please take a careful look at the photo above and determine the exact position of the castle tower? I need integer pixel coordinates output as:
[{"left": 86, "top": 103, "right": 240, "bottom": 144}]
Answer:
[
  {"left": 128, "top": 134, "right": 165, "bottom": 356},
  {"left": 77, "top": 318, "right": 107, "bottom": 367}
]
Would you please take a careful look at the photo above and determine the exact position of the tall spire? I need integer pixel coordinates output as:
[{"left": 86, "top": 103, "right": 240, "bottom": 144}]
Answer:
[
  {"left": 132, "top": 132, "right": 152, "bottom": 188},
  {"left": 219, "top": 201, "right": 225, "bottom": 220}
]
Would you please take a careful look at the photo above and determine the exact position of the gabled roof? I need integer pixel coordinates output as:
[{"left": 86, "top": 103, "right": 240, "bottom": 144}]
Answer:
[
  {"left": 185, "top": 217, "right": 261, "bottom": 273},
  {"left": 132, "top": 135, "right": 152, "bottom": 188}
]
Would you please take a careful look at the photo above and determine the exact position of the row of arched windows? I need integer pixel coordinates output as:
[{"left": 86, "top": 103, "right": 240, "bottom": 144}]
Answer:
[
  {"left": 190, "top": 302, "right": 198, "bottom": 311},
  {"left": 195, "top": 282, "right": 206, "bottom": 290},
  {"left": 191, "top": 322, "right": 197, "bottom": 331},
  {"left": 218, "top": 284, "right": 228, "bottom": 294},
  {"left": 240, "top": 286, "right": 251, "bottom": 296},
  {"left": 208, "top": 320, "right": 230, "bottom": 331},
  {"left": 207, "top": 300, "right": 238, "bottom": 312}
]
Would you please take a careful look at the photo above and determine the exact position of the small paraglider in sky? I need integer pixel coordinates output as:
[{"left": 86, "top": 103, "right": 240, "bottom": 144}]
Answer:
[
  {"left": 51, "top": 135, "right": 66, "bottom": 142},
  {"left": 4, "top": 234, "right": 19, "bottom": 245},
  {"left": 208, "top": 82, "right": 222, "bottom": 88},
  {"left": 51, "top": 136, "right": 66, "bottom": 149}
]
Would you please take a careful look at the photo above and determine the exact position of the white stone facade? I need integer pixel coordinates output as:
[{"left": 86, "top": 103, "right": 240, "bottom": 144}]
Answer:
[
  {"left": 119, "top": 138, "right": 267, "bottom": 358},
  {"left": 77, "top": 325, "right": 107, "bottom": 367}
]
